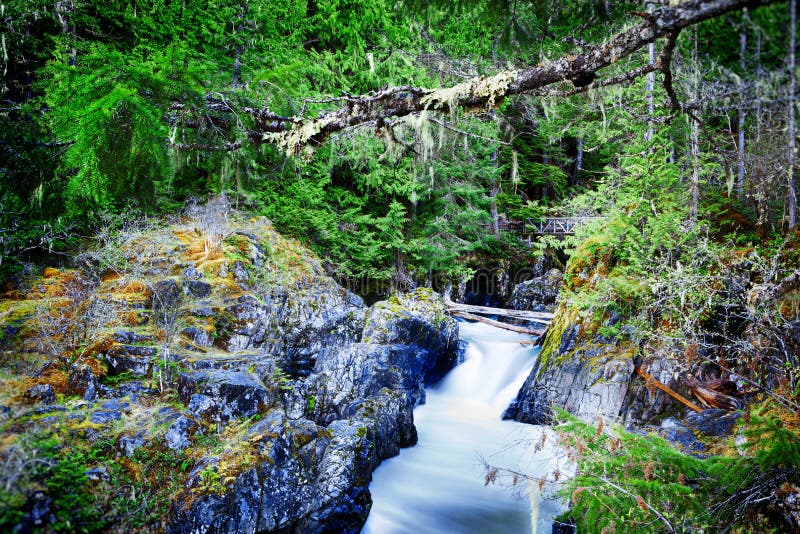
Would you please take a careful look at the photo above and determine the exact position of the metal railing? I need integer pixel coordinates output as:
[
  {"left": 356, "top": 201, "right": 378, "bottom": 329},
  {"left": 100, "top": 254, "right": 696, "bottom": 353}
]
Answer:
[{"left": 526, "top": 217, "right": 603, "bottom": 235}]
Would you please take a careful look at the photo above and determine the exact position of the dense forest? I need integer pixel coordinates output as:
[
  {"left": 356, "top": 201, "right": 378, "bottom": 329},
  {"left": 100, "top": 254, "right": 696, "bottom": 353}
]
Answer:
[
  {"left": 2, "top": 0, "right": 800, "bottom": 532},
  {"left": 4, "top": 0, "right": 793, "bottom": 285}
]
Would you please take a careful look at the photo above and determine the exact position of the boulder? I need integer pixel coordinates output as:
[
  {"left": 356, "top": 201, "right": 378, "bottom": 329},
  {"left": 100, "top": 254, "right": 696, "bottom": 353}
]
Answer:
[
  {"left": 177, "top": 370, "right": 271, "bottom": 421},
  {"left": 24, "top": 384, "right": 55, "bottom": 404},
  {"left": 105, "top": 344, "right": 157, "bottom": 377},
  {"left": 183, "top": 280, "right": 212, "bottom": 298},
  {"left": 508, "top": 268, "right": 563, "bottom": 312},
  {"left": 165, "top": 415, "right": 198, "bottom": 451}
]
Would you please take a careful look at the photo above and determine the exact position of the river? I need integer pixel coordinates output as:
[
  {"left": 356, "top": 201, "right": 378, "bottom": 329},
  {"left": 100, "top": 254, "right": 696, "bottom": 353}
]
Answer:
[{"left": 362, "top": 320, "right": 564, "bottom": 534}]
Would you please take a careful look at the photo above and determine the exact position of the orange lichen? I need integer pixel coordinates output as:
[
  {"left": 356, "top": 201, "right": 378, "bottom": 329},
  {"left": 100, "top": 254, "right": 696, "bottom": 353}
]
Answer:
[
  {"left": 118, "top": 310, "right": 146, "bottom": 327},
  {"left": 79, "top": 355, "right": 109, "bottom": 378},
  {"left": 81, "top": 338, "right": 116, "bottom": 361},
  {"left": 120, "top": 280, "right": 150, "bottom": 295},
  {"left": 42, "top": 267, "right": 61, "bottom": 279},
  {"left": 101, "top": 270, "right": 122, "bottom": 283},
  {"left": 30, "top": 366, "right": 69, "bottom": 395}
]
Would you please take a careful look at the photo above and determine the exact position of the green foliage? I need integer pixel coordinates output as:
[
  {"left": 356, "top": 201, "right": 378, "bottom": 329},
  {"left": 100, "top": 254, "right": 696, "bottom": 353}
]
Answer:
[{"left": 554, "top": 408, "right": 800, "bottom": 533}]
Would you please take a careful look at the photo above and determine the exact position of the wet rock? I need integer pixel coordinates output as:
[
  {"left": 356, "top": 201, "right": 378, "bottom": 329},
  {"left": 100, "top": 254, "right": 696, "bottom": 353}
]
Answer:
[
  {"left": 309, "top": 343, "right": 432, "bottom": 427},
  {"left": 190, "top": 304, "right": 216, "bottom": 317},
  {"left": 231, "top": 261, "right": 250, "bottom": 283},
  {"left": 85, "top": 466, "right": 110, "bottom": 482},
  {"left": 684, "top": 409, "right": 743, "bottom": 437},
  {"left": 33, "top": 404, "right": 66, "bottom": 415},
  {"left": 508, "top": 268, "right": 563, "bottom": 312},
  {"left": 169, "top": 289, "right": 458, "bottom": 534},
  {"left": 233, "top": 231, "right": 268, "bottom": 267},
  {"left": 182, "top": 352, "right": 271, "bottom": 378},
  {"left": 297, "top": 419, "right": 376, "bottom": 533},
  {"left": 23, "top": 490, "right": 53, "bottom": 529},
  {"left": 177, "top": 370, "right": 271, "bottom": 421},
  {"left": 215, "top": 294, "right": 272, "bottom": 352},
  {"left": 112, "top": 330, "right": 154, "bottom": 344},
  {"left": 24, "top": 384, "right": 55, "bottom": 404},
  {"left": 152, "top": 279, "right": 182, "bottom": 308},
  {"left": 165, "top": 415, "right": 198, "bottom": 451},
  {"left": 505, "top": 343, "right": 634, "bottom": 425},
  {"left": 361, "top": 289, "right": 457, "bottom": 352},
  {"left": 552, "top": 519, "right": 577, "bottom": 534},
  {"left": 89, "top": 399, "right": 128, "bottom": 425},
  {"left": 67, "top": 364, "right": 101, "bottom": 400},
  {"left": 660, "top": 418, "right": 706, "bottom": 454},
  {"left": 156, "top": 406, "right": 182, "bottom": 426},
  {"left": 187, "top": 394, "right": 218, "bottom": 420},
  {"left": 115, "top": 381, "right": 158, "bottom": 400},
  {"left": 171, "top": 413, "right": 320, "bottom": 534}
]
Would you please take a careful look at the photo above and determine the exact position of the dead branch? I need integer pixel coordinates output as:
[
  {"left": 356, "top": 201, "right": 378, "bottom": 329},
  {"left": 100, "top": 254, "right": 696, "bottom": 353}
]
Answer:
[{"left": 246, "top": 0, "right": 777, "bottom": 155}]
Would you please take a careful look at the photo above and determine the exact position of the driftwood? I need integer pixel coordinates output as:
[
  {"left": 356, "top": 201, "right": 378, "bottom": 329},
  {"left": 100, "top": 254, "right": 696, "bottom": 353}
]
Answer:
[
  {"left": 685, "top": 375, "right": 741, "bottom": 411},
  {"left": 443, "top": 295, "right": 554, "bottom": 325},
  {"left": 635, "top": 366, "right": 703, "bottom": 413},
  {"left": 451, "top": 311, "right": 545, "bottom": 337}
]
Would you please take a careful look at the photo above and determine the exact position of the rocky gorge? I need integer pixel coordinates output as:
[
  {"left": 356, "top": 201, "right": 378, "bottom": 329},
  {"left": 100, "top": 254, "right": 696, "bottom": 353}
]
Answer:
[{"left": 1, "top": 209, "right": 798, "bottom": 533}]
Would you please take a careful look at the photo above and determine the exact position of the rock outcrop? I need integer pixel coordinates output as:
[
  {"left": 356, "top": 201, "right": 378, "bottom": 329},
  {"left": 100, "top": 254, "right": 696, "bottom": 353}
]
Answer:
[
  {"left": 0, "top": 214, "right": 456, "bottom": 534},
  {"left": 171, "top": 288, "right": 457, "bottom": 534},
  {"left": 503, "top": 306, "right": 640, "bottom": 425}
]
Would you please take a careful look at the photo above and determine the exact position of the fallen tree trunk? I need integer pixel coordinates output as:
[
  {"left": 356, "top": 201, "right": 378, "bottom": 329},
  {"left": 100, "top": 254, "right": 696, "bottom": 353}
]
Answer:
[
  {"left": 240, "top": 0, "right": 778, "bottom": 155},
  {"left": 685, "top": 375, "right": 741, "bottom": 411},
  {"left": 444, "top": 294, "right": 554, "bottom": 324},
  {"left": 452, "top": 311, "right": 545, "bottom": 337},
  {"left": 635, "top": 366, "right": 703, "bottom": 413}
]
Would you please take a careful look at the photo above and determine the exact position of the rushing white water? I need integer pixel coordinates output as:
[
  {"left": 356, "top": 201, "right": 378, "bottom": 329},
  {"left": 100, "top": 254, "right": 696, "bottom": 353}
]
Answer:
[{"left": 362, "top": 320, "right": 563, "bottom": 534}]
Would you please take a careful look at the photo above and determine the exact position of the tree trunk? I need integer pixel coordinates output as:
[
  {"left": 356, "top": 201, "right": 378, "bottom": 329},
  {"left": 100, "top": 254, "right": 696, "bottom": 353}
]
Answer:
[
  {"left": 232, "top": 3, "right": 247, "bottom": 86},
  {"left": 737, "top": 16, "right": 747, "bottom": 196},
  {"left": 574, "top": 136, "right": 584, "bottom": 185},
  {"left": 689, "top": 29, "right": 701, "bottom": 223},
  {"left": 788, "top": 0, "right": 797, "bottom": 230},
  {"left": 646, "top": 2, "right": 656, "bottom": 142}
]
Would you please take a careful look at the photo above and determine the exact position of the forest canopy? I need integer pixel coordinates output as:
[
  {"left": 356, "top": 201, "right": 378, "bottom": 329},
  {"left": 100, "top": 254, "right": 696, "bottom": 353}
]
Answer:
[{"left": 1, "top": 0, "right": 796, "bottom": 287}]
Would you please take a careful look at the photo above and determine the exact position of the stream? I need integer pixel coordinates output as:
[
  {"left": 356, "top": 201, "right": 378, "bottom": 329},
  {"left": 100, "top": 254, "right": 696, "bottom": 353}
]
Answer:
[{"left": 362, "top": 320, "right": 564, "bottom": 534}]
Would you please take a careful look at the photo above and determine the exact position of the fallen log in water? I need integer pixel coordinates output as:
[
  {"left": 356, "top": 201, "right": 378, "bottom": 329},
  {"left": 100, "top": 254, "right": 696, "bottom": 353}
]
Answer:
[{"left": 451, "top": 311, "right": 545, "bottom": 337}]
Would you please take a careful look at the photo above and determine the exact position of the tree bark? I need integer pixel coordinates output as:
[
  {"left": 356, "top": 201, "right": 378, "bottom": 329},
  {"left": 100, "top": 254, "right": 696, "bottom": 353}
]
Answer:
[
  {"left": 787, "top": 0, "right": 797, "bottom": 230},
  {"left": 689, "top": 29, "right": 701, "bottom": 223},
  {"left": 645, "top": 2, "right": 656, "bottom": 142},
  {"left": 242, "top": 0, "right": 779, "bottom": 155},
  {"left": 737, "top": 15, "right": 747, "bottom": 196}
]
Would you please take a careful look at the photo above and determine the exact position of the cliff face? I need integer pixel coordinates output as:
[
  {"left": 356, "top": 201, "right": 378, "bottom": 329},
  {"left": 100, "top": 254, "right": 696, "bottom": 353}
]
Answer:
[
  {"left": 503, "top": 235, "right": 793, "bottom": 431},
  {"left": 0, "top": 214, "right": 457, "bottom": 533}
]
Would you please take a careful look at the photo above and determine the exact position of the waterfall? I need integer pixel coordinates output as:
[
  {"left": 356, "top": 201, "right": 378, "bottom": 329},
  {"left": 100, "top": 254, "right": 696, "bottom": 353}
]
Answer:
[{"left": 362, "top": 320, "right": 563, "bottom": 534}]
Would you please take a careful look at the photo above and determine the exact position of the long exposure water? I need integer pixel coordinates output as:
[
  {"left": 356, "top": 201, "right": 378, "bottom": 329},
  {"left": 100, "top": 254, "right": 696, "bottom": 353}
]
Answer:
[{"left": 362, "top": 320, "right": 563, "bottom": 534}]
